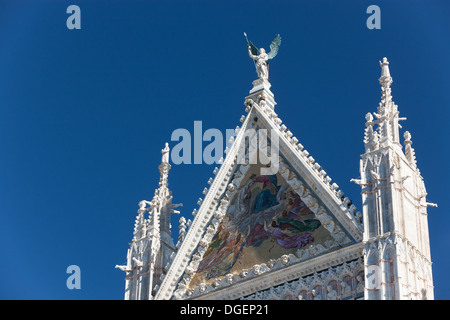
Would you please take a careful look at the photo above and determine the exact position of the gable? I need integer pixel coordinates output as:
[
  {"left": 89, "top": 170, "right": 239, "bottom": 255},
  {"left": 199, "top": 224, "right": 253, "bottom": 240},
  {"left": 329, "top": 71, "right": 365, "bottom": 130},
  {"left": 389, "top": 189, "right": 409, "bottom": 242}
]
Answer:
[{"left": 155, "top": 98, "right": 363, "bottom": 300}]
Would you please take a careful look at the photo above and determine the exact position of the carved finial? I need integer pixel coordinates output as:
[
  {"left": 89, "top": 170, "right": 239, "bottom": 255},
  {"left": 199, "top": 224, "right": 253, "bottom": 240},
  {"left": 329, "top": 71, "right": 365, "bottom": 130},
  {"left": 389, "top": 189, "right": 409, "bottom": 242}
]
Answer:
[
  {"left": 137, "top": 200, "right": 147, "bottom": 214},
  {"left": 403, "top": 131, "right": 417, "bottom": 167},
  {"left": 133, "top": 200, "right": 153, "bottom": 238},
  {"left": 379, "top": 57, "right": 392, "bottom": 88},
  {"left": 403, "top": 131, "right": 412, "bottom": 143},
  {"left": 364, "top": 113, "right": 379, "bottom": 152},
  {"left": 177, "top": 216, "right": 187, "bottom": 248},
  {"left": 374, "top": 58, "right": 404, "bottom": 146}
]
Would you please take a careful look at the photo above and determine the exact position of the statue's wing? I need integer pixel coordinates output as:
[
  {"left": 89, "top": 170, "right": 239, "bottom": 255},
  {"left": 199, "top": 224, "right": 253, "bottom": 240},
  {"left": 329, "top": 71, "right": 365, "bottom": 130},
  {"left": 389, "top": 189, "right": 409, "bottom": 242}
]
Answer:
[
  {"left": 247, "top": 40, "right": 259, "bottom": 56},
  {"left": 267, "top": 34, "right": 281, "bottom": 60}
]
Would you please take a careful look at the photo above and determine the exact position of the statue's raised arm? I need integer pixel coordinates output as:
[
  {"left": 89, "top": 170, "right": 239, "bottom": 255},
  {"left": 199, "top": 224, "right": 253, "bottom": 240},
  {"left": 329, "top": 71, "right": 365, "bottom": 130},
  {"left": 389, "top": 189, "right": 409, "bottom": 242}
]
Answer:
[{"left": 247, "top": 40, "right": 259, "bottom": 60}]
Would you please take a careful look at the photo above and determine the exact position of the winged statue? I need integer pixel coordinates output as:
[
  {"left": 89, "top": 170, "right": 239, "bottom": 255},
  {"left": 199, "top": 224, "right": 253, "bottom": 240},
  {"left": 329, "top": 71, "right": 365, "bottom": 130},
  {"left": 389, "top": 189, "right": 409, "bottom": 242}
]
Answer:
[{"left": 245, "top": 33, "right": 281, "bottom": 81}]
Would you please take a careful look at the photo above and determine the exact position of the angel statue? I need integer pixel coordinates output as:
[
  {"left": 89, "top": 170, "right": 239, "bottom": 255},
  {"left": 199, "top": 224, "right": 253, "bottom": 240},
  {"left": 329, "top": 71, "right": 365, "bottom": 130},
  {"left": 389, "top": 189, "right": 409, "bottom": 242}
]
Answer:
[{"left": 245, "top": 33, "right": 281, "bottom": 81}]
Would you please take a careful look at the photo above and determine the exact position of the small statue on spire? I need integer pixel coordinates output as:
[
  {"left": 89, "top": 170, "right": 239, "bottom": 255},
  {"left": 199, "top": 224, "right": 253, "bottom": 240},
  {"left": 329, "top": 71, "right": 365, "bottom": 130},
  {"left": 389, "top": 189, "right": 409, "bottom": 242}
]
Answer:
[
  {"left": 244, "top": 33, "right": 281, "bottom": 81},
  {"left": 379, "top": 57, "right": 392, "bottom": 88},
  {"left": 161, "top": 142, "right": 170, "bottom": 164},
  {"left": 158, "top": 143, "right": 171, "bottom": 188}
]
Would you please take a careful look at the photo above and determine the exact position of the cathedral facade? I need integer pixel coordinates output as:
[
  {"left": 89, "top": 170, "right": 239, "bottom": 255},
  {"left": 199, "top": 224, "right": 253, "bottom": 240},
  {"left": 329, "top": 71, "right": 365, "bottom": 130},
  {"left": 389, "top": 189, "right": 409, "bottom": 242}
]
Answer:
[{"left": 116, "top": 56, "right": 434, "bottom": 300}]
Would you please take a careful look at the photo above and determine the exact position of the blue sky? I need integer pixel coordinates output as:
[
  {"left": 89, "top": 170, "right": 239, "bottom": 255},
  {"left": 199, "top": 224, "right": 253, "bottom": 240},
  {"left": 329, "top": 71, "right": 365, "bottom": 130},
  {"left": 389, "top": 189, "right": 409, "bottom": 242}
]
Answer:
[{"left": 0, "top": 0, "right": 449, "bottom": 299}]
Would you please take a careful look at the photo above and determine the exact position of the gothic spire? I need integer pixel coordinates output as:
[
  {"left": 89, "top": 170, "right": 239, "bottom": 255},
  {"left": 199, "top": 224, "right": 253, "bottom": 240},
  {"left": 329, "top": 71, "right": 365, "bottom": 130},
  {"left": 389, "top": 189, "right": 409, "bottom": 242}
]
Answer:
[
  {"left": 358, "top": 58, "right": 434, "bottom": 300},
  {"left": 363, "top": 112, "right": 379, "bottom": 153},
  {"left": 119, "top": 142, "right": 182, "bottom": 300},
  {"left": 132, "top": 200, "right": 149, "bottom": 240},
  {"left": 368, "top": 57, "right": 406, "bottom": 149}
]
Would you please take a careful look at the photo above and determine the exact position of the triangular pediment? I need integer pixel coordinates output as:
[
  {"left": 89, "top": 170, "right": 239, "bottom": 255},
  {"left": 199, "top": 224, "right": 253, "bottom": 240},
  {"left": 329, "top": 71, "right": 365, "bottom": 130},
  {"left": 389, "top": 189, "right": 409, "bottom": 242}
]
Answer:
[{"left": 155, "top": 93, "right": 363, "bottom": 300}]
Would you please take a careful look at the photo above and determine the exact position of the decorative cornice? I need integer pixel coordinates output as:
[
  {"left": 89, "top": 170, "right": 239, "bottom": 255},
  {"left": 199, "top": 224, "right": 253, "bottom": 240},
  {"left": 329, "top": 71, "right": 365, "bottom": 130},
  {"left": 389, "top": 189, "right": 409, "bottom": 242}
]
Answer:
[
  {"left": 241, "top": 257, "right": 364, "bottom": 300},
  {"left": 363, "top": 231, "right": 432, "bottom": 266},
  {"left": 191, "top": 243, "right": 364, "bottom": 300}
]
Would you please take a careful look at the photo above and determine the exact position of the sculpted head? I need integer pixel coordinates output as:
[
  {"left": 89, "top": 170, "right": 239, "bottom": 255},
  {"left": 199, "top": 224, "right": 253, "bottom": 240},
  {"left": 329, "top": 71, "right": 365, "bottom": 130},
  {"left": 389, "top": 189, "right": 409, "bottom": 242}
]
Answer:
[{"left": 259, "top": 48, "right": 266, "bottom": 54}]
